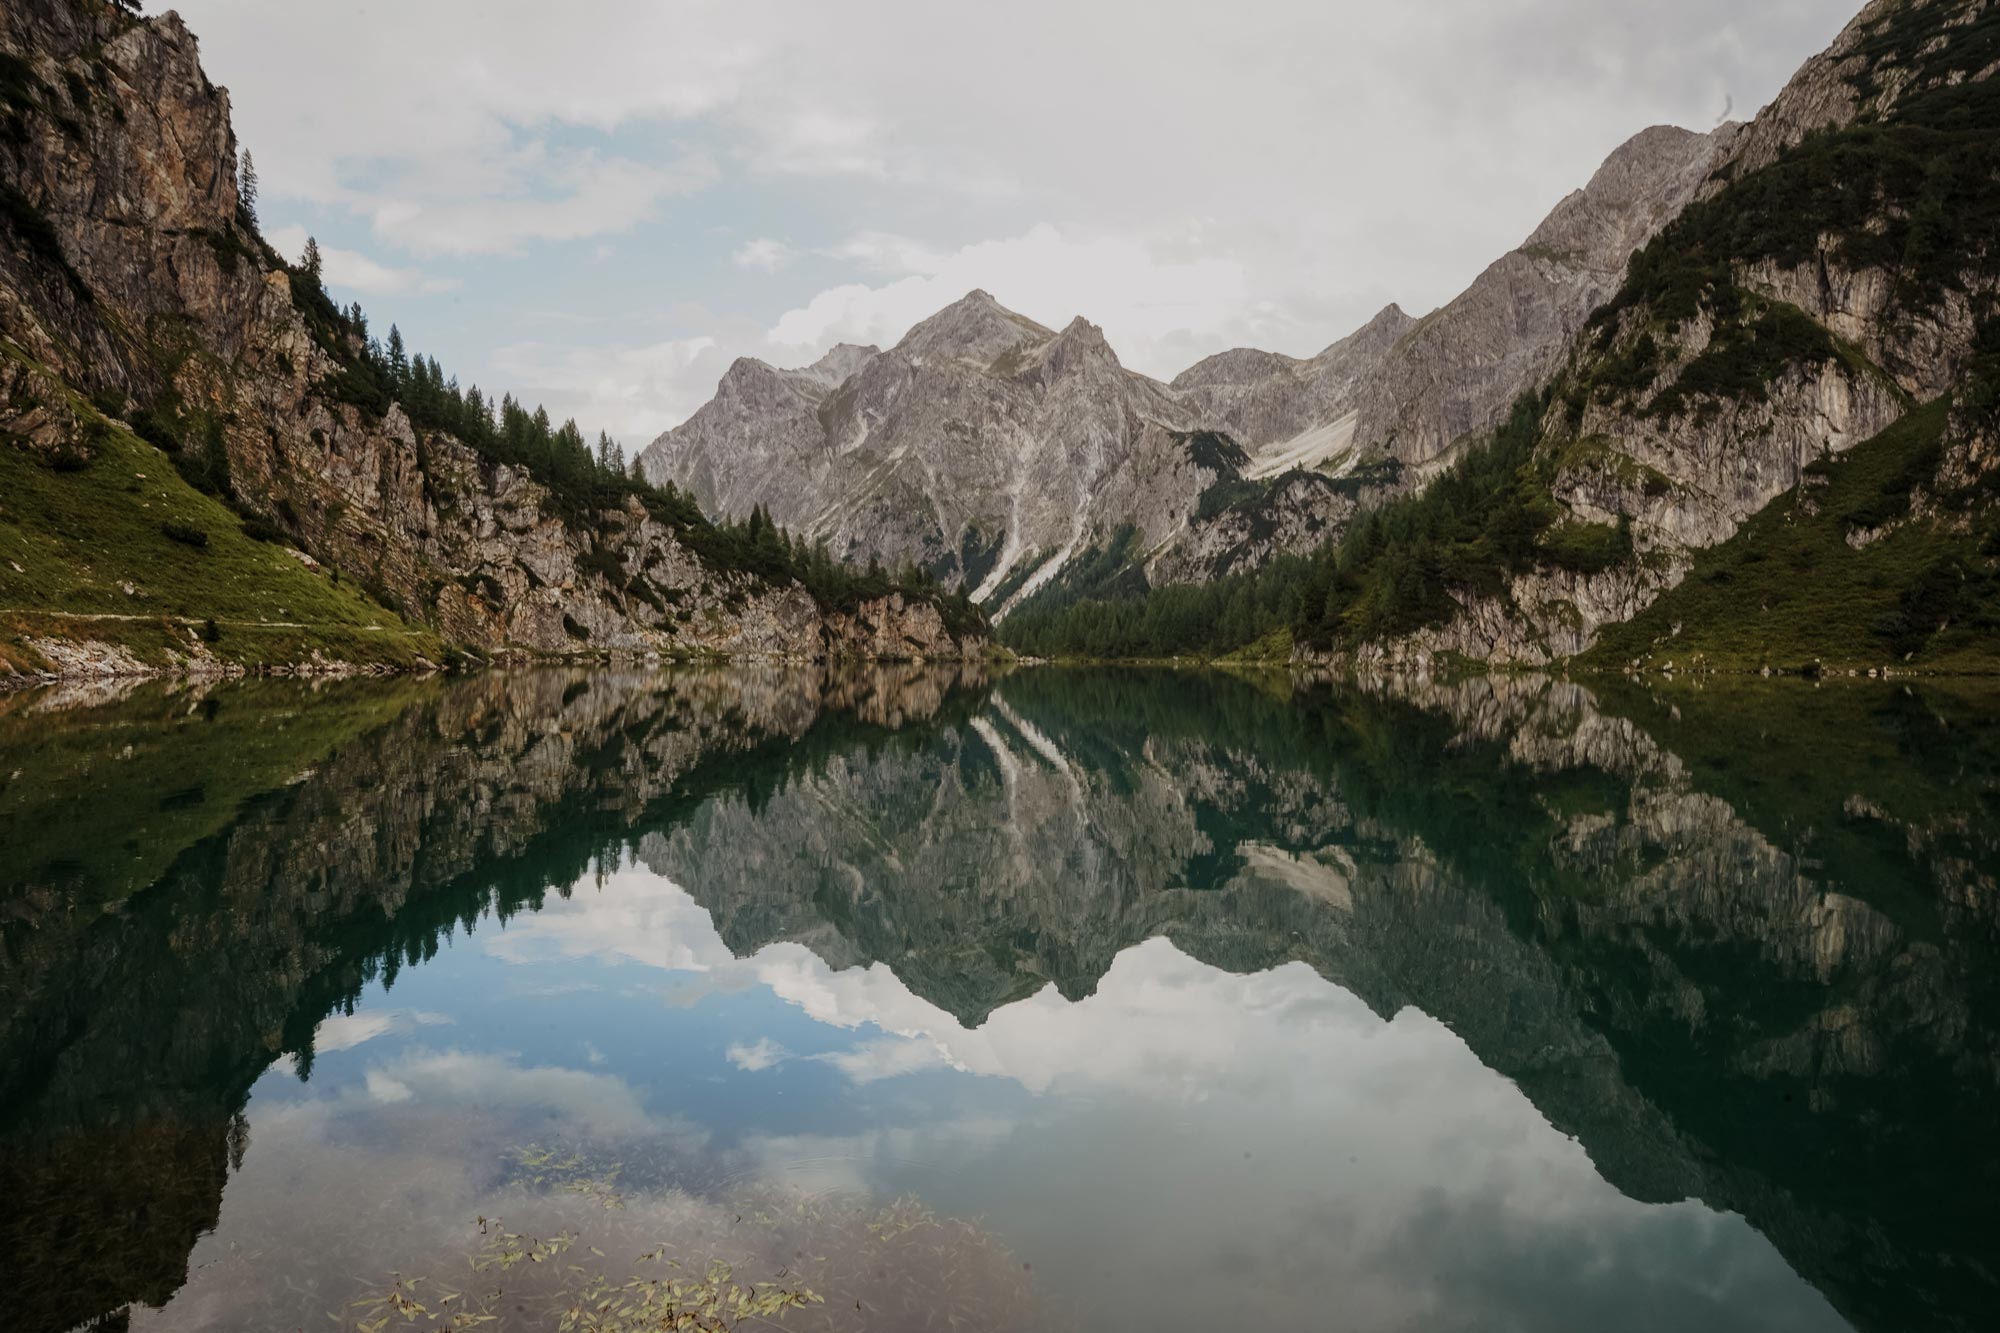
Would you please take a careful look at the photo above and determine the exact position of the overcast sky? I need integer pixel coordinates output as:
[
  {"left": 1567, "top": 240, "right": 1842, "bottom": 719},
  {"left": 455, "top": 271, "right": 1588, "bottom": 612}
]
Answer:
[{"left": 170, "top": 0, "right": 1861, "bottom": 446}]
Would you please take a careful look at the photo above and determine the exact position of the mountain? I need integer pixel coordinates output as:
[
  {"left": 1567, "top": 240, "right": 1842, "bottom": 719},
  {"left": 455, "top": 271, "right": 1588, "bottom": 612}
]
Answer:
[
  {"left": 645, "top": 123, "right": 1739, "bottom": 607},
  {"left": 1004, "top": 0, "right": 2000, "bottom": 671},
  {"left": 1180, "top": 124, "right": 1733, "bottom": 475},
  {"left": 1351, "top": 125, "right": 1736, "bottom": 472},
  {"left": 1316, "top": 0, "right": 2000, "bottom": 671},
  {"left": 0, "top": 0, "right": 983, "bottom": 685},
  {"left": 645, "top": 290, "right": 1246, "bottom": 608},
  {"left": 651, "top": 0, "right": 2000, "bottom": 674},
  {"left": 1171, "top": 302, "right": 1415, "bottom": 456}
]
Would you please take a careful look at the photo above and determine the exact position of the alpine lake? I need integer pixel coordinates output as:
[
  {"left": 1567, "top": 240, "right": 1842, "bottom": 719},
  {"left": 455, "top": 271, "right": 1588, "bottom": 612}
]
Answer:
[{"left": 2, "top": 664, "right": 1994, "bottom": 1333}]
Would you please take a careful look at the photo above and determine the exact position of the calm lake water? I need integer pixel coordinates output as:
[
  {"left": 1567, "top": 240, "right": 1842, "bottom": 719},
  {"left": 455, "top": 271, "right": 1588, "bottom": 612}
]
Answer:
[{"left": 2, "top": 666, "right": 1995, "bottom": 1333}]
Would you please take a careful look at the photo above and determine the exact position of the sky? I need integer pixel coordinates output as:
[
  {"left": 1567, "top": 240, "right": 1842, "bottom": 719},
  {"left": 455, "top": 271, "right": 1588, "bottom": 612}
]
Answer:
[{"left": 169, "top": 0, "right": 1863, "bottom": 448}]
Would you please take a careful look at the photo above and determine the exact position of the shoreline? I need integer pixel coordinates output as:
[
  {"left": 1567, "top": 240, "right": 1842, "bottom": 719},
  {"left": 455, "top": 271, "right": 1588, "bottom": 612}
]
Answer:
[
  {"left": 0, "top": 644, "right": 1014, "bottom": 694},
  {"left": 999, "top": 653, "right": 2000, "bottom": 681},
  {"left": 15, "top": 645, "right": 2000, "bottom": 694}
]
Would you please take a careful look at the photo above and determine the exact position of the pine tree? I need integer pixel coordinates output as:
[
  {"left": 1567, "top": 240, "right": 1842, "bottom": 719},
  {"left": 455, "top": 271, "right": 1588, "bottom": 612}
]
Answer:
[
  {"left": 238, "top": 148, "right": 258, "bottom": 226},
  {"left": 552, "top": 419, "right": 589, "bottom": 487},
  {"left": 757, "top": 509, "right": 785, "bottom": 556},
  {"left": 301, "top": 236, "right": 322, "bottom": 282},
  {"left": 385, "top": 325, "right": 407, "bottom": 382}
]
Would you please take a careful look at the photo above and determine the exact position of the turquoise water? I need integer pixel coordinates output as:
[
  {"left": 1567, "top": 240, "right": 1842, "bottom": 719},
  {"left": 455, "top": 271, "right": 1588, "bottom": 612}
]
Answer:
[{"left": 2, "top": 667, "right": 1994, "bottom": 1332}]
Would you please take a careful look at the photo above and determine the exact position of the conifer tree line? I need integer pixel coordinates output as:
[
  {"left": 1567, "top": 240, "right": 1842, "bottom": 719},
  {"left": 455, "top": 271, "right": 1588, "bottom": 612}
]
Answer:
[{"left": 276, "top": 233, "right": 983, "bottom": 635}]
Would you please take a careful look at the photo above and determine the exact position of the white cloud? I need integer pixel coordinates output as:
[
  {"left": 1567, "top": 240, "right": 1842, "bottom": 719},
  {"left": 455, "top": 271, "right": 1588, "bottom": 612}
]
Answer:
[
  {"left": 181, "top": 0, "right": 752, "bottom": 255},
  {"left": 487, "top": 333, "right": 723, "bottom": 447},
  {"left": 725, "top": 1037, "right": 791, "bottom": 1071},
  {"left": 311, "top": 1007, "right": 456, "bottom": 1054},
  {"left": 809, "top": 1035, "right": 954, "bottom": 1084},
  {"left": 476, "top": 862, "right": 1410, "bottom": 1101},
  {"left": 360, "top": 150, "right": 716, "bottom": 259},
  {"left": 731, "top": 237, "right": 797, "bottom": 272},
  {"left": 364, "top": 1048, "right": 682, "bottom": 1139},
  {"left": 822, "top": 231, "right": 950, "bottom": 275}
]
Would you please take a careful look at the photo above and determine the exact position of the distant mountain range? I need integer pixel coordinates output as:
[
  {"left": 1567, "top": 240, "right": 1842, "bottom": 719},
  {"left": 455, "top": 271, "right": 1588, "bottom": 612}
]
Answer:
[
  {"left": 1, "top": 0, "right": 1993, "bottom": 677},
  {"left": 642, "top": 123, "right": 1734, "bottom": 609}
]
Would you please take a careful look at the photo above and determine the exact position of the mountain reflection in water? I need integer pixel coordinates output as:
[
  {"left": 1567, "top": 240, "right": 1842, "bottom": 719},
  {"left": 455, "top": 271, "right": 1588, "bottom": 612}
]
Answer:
[{"left": 1, "top": 666, "right": 1994, "bottom": 1333}]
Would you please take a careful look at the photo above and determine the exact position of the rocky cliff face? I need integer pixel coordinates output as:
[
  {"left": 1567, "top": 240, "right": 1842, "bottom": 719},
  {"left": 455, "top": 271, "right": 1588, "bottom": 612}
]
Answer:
[
  {"left": 1181, "top": 125, "right": 1734, "bottom": 484},
  {"left": 0, "top": 0, "right": 979, "bottom": 675},
  {"left": 1341, "top": 0, "right": 2000, "bottom": 670},
  {"left": 1348, "top": 125, "right": 1737, "bottom": 476},
  {"left": 645, "top": 291, "right": 1249, "bottom": 611},
  {"left": 1171, "top": 302, "right": 1415, "bottom": 453}
]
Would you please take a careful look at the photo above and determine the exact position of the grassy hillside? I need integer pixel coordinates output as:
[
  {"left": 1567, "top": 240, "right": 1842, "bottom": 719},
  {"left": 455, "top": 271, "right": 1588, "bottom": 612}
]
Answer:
[
  {"left": 1584, "top": 399, "right": 2000, "bottom": 674},
  {"left": 0, "top": 373, "right": 442, "bottom": 676}
]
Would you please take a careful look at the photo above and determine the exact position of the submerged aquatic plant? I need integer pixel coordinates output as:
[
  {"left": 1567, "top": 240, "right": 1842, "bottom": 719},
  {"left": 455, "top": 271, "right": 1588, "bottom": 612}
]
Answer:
[
  {"left": 504, "top": 1144, "right": 629, "bottom": 1211},
  {"left": 342, "top": 1224, "right": 821, "bottom": 1333},
  {"left": 332, "top": 1143, "right": 1053, "bottom": 1333}
]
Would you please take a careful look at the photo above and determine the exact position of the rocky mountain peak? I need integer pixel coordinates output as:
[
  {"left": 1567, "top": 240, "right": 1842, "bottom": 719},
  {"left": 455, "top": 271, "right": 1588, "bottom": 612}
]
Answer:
[
  {"left": 1169, "top": 302, "right": 1420, "bottom": 453},
  {"left": 1052, "top": 314, "right": 1114, "bottom": 355},
  {"left": 1313, "top": 302, "right": 1421, "bottom": 369},
  {"left": 1339, "top": 120, "right": 1732, "bottom": 474},
  {"left": 800, "top": 342, "right": 879, "bottom": 387},
  {"left": 715, "top": 344, "right": 883, "bottom": 407},
  {"left": 1711, "top": 0, "right": 1898, "bottom": 182},
  {"left": 1171, "top": 347, "right": 1304, "bottom": 392},
  {"left": 1524, "top": 124, "right": 1728, "bottom": 261},
  {"left": 895, "top": 289, "right": 1053, "bottom": 367},
  {"left": 1355, "top": 302, "right": 1414, "bottom": 337},
  {"left": 717, "top": 355, "right": 790, "bottom": 399},
  {"left": 1019, "top": 314, "right": 1122, "bottom": 386},
  {"left": 1697, "top": 0, "right": 1995, "bottom": 194}
]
